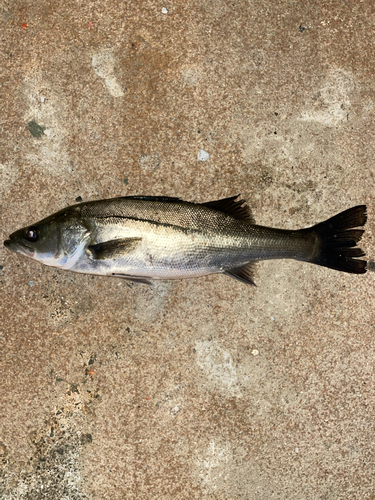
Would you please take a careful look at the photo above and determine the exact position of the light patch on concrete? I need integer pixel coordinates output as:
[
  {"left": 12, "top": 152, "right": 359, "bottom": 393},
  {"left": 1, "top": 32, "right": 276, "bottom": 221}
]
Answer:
[
  {"left": 182, "top": 67, "right": 200, "bottom": 87},
  {"left": 195, "top": 440, "right": 232, "bottom": 491},
  {"left": 2, "top": 479, "right": 30, "bottom": 499},
  {"left": 195, "top": 340, "right": 241, "bottom": 396},
  {"left": 92, "top": 50, "right": 125, "bottom": 97},
  {"left": 249, "top": 48, "right": 266, "bottom": 69},
  {"left": 138, "top": 151, "right": 161, "bottom": 172},
  {"left": 21, "top": 76, "right": 73, "bottom": 175},
  {"left": 300, "top": 69, "right": 354, "bottom": 126},
  {"left": 135, "top": 281, "right": 172, "bottom": 323},
  {"left": 238, "top": 121, "right": 317, "bottom": 167},
  {"left": 233, "top": 70, "right": 355, "bottom": 168},
  {"left": 0, "top": 162, "right": 19, "bottom": 195},
  {"left": 193, "top": 439, "right": 272, "bottom": 496}
]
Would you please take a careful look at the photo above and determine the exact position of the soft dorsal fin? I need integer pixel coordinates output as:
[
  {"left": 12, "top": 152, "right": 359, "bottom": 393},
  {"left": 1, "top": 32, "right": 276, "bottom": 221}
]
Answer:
[
  {"left": 202, "top": 195, "right": 255, "bottom": 223},
  {"left": 224, "top": 262, "right": 256, "bottom": 286}
]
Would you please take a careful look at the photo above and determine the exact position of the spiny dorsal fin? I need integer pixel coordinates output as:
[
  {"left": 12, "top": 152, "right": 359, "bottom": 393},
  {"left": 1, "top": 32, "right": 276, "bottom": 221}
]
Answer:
[
  {"left": 120, "top": 195, "right": 182, "bottom": 203},
  {"left": 224, "top": 262, "right": 256, "bottom": 286},
  {"left": 202, "top": 195, "right": 255, "bottom": 223}
]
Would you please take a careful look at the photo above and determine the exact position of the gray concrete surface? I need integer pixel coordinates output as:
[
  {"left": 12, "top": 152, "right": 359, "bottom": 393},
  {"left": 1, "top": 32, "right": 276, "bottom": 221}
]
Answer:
[{"left": 1, "top": 0, "right": 374, "bottom": 498}]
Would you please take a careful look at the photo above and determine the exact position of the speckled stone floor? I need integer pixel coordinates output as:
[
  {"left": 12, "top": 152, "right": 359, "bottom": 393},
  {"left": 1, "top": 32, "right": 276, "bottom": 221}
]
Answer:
[{"left": 1, "top": 1, "right": 374, "bottom": 498}]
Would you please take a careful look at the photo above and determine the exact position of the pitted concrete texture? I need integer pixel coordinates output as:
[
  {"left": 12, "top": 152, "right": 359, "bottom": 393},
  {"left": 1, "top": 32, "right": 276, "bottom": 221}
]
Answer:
[{"left": 1, "top": 0, "right": 375, "bottom": 499}]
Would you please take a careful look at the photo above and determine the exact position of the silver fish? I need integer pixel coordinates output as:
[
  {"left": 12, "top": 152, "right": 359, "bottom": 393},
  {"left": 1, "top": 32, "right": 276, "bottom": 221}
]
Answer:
[{"left": 4, "top": 195, "right": 367, "bottom": 285}]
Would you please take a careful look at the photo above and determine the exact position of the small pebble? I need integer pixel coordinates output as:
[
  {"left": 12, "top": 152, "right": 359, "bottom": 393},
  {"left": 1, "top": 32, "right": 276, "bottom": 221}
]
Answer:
[
  {"left": 162, "top": 7, "right": 169, "bottom": 14},
  {"left": 251, "top": 349, "right": 259, "bottom": 356},
  {"left": 40, "top": 96, "right": 46, "bottom": 103},
  {"left": 198, "top": 149, "right": 209, "bottom": 162},
  {"left": 271, "top": 316, "right": 275, "bottom": 321},
  {"left": 29, "top": 281, "right": 34, "bottom": 286}
]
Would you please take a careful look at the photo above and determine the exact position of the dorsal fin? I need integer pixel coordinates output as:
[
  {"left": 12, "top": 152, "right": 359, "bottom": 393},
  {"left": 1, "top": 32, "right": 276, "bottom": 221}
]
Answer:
[
  {"left": 120, "top": 195, "right": 182, "bottom": 203},
  {"left": 202, "top": 195, "right": 255, "bottom": 223},
  {"left": 224, "top": 262, "right": 256, "bottom": 286}
]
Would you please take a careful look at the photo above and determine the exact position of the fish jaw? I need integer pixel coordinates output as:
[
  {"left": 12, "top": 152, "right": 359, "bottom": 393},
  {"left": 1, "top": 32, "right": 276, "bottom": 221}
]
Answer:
[
  {"left": 3, "top": 235, "right": 87, "bottom": 270},
  {"left": 4, "top": 238, "right": 35, "bottom": 258}
]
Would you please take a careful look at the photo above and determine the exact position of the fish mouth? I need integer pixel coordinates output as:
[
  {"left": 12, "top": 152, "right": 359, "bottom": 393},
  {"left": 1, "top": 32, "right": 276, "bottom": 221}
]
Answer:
[{"left": 4, "top": 238, "right": 35, "bottom": 257}]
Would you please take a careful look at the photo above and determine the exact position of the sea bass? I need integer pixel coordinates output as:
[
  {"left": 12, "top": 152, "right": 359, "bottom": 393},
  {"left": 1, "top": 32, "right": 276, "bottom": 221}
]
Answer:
[{"left": 4, "top": 195, "right": 367, "bottom": 285}]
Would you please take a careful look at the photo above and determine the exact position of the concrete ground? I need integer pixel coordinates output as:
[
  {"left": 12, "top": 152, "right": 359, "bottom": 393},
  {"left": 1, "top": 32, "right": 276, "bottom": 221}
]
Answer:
[{"left": 1, "top": 0, "right": 374, "bottom": 498}]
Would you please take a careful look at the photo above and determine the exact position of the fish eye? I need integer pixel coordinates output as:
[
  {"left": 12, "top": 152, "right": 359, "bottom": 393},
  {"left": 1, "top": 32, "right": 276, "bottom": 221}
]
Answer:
[{"left": 25, "top": 227, "right": 39, "bottom": 242}]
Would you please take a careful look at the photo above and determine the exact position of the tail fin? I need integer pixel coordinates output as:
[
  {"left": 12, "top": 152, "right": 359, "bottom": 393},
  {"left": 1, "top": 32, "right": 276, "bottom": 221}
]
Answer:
[{"left": 307, "top": 205, "right": 367, "bottom": 274}]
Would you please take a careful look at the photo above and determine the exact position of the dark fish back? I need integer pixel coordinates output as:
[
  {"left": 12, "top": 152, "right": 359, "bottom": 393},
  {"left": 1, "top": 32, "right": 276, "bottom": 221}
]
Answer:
[{"left": 77, "top": 197, "right": 253, "bottom": 236}]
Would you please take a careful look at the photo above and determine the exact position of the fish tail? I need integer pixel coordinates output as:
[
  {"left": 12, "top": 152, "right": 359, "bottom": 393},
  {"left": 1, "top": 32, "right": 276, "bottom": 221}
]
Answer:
[{"left": 304, "top": 205, "right": 367, "bottom": 274}]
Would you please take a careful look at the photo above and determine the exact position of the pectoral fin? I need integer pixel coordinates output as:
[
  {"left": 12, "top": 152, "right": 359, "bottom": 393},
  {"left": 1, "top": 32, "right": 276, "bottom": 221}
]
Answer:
[
  {"left": 88, "top": 237, "right": 142, "bottom": 260},
  {"left": 111, "top": 274, "right": 155, "bottom": 286}
]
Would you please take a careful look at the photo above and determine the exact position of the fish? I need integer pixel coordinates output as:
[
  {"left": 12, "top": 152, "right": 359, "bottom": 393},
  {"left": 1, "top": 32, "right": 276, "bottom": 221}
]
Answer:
[{"left": 4, "top": 195, "right": 367, "bottom": 286}]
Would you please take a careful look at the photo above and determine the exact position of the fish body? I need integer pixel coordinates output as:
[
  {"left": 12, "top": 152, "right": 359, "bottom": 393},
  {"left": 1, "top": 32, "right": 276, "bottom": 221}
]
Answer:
[{"left": 4, "top": 195, "right": 367, "bottom": 285}]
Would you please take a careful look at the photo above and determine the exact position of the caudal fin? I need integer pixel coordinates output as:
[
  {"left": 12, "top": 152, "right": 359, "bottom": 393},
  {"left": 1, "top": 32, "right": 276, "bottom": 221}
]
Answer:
[{"left": 309, "top": 205, "right": 367, "bottom": 274}]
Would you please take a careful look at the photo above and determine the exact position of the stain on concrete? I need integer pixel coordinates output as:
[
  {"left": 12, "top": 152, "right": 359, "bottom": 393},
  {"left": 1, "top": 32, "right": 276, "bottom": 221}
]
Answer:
[
  {"left": 1, "top": 380, "right": 100, "bottom": 499},
  {"left": 21, "top": 76, "right": 73, "bottom": 175},
  {"left": 27, "top": 121, "right": 45, "bottom": 138}
]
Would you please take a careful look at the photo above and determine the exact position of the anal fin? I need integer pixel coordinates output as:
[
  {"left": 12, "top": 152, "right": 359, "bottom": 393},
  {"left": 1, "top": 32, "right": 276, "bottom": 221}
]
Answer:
[{"left": 224, "top": 262, "right": 256, "bottom": 286}]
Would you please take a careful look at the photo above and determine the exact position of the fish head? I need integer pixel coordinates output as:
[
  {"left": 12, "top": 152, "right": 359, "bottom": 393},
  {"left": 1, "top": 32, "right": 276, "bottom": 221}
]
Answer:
[{"left": 4, "top": 209, "right": 91, "bottom": 269}]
